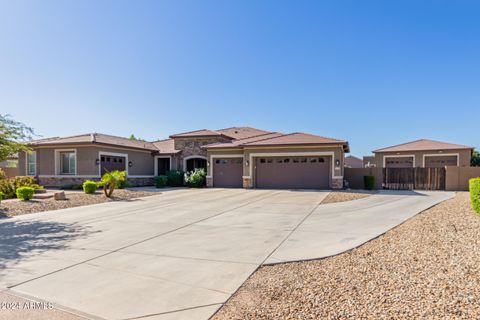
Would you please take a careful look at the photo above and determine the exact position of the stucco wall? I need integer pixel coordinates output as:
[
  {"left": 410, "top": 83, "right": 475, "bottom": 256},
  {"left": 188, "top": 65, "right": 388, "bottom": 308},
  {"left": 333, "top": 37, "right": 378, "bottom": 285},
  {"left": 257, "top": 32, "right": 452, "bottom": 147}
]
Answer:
[
  {"left": 28, "top": 145, "right": 155, "bottom": 177},
  {"left": 374, "top": 149, "right": 471, "bottom": 168},
  {"left": 344, "top": 167, "right": 383, "bottom": 190},
  {"left": 445, "top": 166, "right": 480, "bottom": 191}
]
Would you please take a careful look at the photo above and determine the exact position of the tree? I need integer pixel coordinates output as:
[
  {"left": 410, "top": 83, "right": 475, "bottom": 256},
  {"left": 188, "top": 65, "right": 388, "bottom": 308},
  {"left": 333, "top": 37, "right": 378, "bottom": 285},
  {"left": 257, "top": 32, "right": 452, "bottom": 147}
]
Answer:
[
  {"left": 0, "top": 114, "right": 34, "bottom": 162},
  {"left": 99, "top": 170, "right": 126, "bottom": 198},
  {"left": 472, "top": 150, "right": 480, "bottom": 167},
  {"left": 129, "top": 134, "right": 138, "bottom": 140}
]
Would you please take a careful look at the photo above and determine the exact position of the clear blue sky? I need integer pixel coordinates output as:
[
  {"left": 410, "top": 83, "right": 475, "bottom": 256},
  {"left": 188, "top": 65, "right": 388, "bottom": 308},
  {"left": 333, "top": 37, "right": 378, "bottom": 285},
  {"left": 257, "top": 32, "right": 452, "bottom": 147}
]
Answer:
[{"left": 1, "top": 0, "right": 479, "bottom": 157}]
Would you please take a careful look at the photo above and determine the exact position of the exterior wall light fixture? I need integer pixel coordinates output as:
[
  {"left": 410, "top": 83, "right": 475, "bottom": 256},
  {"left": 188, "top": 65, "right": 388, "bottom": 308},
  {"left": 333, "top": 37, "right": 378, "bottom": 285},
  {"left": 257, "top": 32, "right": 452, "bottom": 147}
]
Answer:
[{"left": 128, "top": 161, "right": 133, "bottom": 167}]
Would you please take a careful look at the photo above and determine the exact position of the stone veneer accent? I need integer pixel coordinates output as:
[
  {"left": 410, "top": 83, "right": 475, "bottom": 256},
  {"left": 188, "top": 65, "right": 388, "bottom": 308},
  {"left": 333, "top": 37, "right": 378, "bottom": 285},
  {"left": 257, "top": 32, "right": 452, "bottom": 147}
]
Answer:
[
  {"left": 331, "top": 178, "right": 344, "bottom": 189},
  {"left": 242, "top": 177, "right": 252, "bottom": 189},
  {"left": 206, "top": 177, "right": 213, "bottom": 187},
  {"left": 174, "top": 137, "right": 231, "bottom": 170},
  {"left": 38, "top": 177, "right": 154, "bottom": 188}
]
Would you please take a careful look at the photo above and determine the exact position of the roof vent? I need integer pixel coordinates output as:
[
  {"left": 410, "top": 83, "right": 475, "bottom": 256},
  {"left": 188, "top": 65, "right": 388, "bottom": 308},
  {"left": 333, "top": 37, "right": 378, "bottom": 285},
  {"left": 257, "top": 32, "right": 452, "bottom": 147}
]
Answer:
[{"left": 90, "top": 133, "right": 96, "bottom": 143}]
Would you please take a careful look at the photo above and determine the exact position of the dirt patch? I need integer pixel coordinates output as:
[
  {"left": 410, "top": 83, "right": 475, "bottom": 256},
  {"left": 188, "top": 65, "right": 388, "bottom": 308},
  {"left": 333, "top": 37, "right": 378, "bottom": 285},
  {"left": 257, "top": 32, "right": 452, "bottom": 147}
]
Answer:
[
  {"left": 321, "top": 190, "right": 373, "bottom": 204},
  {"left": 214, "top": 192, "right": 480, "bottom": 319},
  {"left": 0, "top": 190, "right": 157, "bottom": 218}
]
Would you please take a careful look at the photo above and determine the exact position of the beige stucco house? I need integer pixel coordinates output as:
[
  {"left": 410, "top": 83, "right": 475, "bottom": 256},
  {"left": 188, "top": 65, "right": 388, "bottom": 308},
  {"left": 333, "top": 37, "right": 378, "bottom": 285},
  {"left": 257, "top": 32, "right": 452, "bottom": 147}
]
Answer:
[
  {"left": 18, "top": 127, "right": 349, "bottom": 189},
  {"left": 372, "top": 139, "right": 473, "bottom": 168}
]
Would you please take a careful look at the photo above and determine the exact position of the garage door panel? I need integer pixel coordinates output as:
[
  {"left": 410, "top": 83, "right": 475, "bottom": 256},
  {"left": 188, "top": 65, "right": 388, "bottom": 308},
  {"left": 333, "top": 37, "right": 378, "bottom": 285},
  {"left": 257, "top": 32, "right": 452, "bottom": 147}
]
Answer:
[
  {"left": 424, "top": 155, "right": 458, "bottom": 168},
  {"left": 385, "top": 157, "right": 414, "bottom": 168},
  {"left": 255, "top": 157, "right": 330, "bottom": 189},
  {"left": 213, "top": 158, "right": 243, "bottom": 188}
]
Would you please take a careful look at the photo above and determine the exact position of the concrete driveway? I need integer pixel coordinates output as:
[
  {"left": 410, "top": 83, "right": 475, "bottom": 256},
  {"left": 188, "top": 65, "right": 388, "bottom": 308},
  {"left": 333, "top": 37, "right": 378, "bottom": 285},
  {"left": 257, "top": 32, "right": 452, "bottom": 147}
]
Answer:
[{"left": 0, "top": 188, "right": 453, "bottom": 320}]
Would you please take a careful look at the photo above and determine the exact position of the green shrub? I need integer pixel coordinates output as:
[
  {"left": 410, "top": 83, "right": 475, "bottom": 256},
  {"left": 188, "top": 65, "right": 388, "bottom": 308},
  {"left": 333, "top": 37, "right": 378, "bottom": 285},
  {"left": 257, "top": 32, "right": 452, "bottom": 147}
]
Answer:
[
  {"left": 101, "top": 170, "right": 126, "bottom": 198},
  {"left": 13, "top": 176, "right": 37, "bottom": 189},
  {"left": 0, "top": 168, "right": 5, "bottom": 180},
  {"left": 364, "top": 175, "right": 375, "bottom": 190},
  {"left": 154, "top": 175, "right": 168, "bottom": 188},
  {"left": 166, "top": 170, "right": 185, "bottom": 187},
  {"left": 185, "top": 168, "right": 206, "bottom": 188},
  {"left": 470, "top": 178, "right": 480, "bottom": 214},
  {"left": 0, "top": 191, "right": 3, "bottom": 203},
  {"left": 83, "top": 180, "right": 98, "bottom": 194},
  {"left": 0, "top": 176, "right": 39, "bottom": 199},
  {"left": 16, "top": 186, "right": 35, "bottom": 200}
]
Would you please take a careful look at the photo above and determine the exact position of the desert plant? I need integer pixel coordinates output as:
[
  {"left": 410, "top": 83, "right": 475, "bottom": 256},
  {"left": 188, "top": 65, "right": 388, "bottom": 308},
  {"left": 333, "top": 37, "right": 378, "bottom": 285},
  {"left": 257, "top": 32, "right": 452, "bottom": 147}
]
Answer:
[
  {"left": 166, "top": 170, "right": 185, "bottom": 187},
  {"left": 470, "top": 177, "right": 480, "bottom": 214},
  {"left": 0, "top": 168, "right": 5, "bottom": 180},
  {"left": 16, "top": 186, "right": 35, "bottom": 200},
  {"left": 83, "top": 180, "right": 98, "bottom": 194},
  {"left": 154, "top": 175, "right": 168, "bottom": 188},
  {"left": 364, "top": 175, "right": 375, "bottom": 190},
  {"left": 100, "top": 170, "right": 126, "bottom": 198},
  {"left": 0, "top": 176, "right": 40, "bottom": 199},
  {"left": 185, "top": 168, "right": 206, "bottom": 188}
]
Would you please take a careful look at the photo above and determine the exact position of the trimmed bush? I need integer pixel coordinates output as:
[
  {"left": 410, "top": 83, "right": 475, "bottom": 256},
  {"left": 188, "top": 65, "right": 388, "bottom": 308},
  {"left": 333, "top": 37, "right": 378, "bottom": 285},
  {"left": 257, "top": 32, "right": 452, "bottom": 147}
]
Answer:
[
  {"left": 470, "top": 177, "right": 480, "bottom": 214},
  {"left": 83, "top": 180, "right": 98, "bottom": 194},
  {"left": 364, "top": 175, "right": 375, "bottom": 190},
  {"left": 166, "top": 170, "right": 185, "bottom": 187},
  {"left": 185, "top": 168, "right": 206, "bottom": 188},
  {"left": 0, "top": 176, "right": 39, "bottom": 199},
  {"left": 16, "top": 186, "right": 35, "bottom": 200},
  {"left": 154, "top": 175, "right": 168, "bottom": 188}
]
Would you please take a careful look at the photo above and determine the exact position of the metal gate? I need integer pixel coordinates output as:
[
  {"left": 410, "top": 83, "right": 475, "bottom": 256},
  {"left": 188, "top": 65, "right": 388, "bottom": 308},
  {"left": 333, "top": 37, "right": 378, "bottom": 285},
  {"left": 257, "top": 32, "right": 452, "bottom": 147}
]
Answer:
[{"left": 383, "top": 168, "right": 446, "bottom": 190}]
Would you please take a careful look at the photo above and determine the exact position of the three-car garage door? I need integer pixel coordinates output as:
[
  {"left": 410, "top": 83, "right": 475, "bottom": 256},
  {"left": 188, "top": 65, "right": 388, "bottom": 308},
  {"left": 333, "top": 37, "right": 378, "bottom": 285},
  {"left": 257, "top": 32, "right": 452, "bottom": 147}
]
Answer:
[
  {"left": 255, "top": 156, "right": 330, "bottom": 189},
  {"left": 213, "top": 158, "right": 243, "bottom": 188}
]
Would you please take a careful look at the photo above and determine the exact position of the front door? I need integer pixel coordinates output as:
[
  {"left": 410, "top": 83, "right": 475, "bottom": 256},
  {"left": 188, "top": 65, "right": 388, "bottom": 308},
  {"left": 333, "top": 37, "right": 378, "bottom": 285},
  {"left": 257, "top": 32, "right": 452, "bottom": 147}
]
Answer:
[{"left": 157, "top": 158, "right": 170, "bottom": 175}]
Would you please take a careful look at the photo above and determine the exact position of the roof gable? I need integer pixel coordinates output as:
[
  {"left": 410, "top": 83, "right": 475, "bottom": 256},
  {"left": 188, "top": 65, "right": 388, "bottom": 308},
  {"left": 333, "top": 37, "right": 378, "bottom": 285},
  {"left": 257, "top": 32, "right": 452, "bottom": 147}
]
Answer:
[{"left": 374, "top": 139, "right": 472, "bottom": 153}]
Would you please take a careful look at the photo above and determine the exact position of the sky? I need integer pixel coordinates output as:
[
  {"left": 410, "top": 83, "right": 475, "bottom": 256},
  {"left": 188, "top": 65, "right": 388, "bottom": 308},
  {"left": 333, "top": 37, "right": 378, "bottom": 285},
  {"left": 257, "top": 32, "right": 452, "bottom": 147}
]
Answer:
[{"left": 1, "top": 0, "right": 479, "bottom": 157}]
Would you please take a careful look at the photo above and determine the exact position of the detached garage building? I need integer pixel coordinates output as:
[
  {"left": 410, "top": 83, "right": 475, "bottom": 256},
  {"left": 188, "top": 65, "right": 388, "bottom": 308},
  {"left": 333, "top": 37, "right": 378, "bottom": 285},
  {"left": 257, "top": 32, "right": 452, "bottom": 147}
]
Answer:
[
  {"left": 372, "top": 139, "right": 473, "bottom": 168},
  {"left": 205, "top": 132, "right": 349, "bottom": 189}
]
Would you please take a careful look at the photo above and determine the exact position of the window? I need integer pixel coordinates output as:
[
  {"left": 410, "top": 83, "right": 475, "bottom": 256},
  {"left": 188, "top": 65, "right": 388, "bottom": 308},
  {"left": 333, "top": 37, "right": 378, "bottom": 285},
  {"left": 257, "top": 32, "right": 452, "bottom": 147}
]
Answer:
[
  {"left": 27, "top": 151, "right": 36, "bottom": 175},
  {"left": 260, "top": 158, "right": 266, "bottom": 163},
  {"left": 60, "top": 151, "right": 76, "bottom": 175},
  {"left": 318, "top": 158, "right": 325, "bottom": 163},
  {"left": 5, "top": 160, "right": 18, "bottom": 168},
  {"left": 284, "top": 158, "right": 290, "bottom": 163}
]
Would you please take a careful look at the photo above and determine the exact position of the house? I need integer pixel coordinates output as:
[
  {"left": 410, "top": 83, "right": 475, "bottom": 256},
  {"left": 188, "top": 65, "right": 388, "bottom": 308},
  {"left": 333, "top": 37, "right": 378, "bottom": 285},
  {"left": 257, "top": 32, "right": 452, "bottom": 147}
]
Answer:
[
  {"left": 363, "top": 156, "right": 376, "bottom": 168},
  {"left": 372, "top": 139, "right": 473, "bottom": 168},
  {"left": 17, "top": 127, "right": 349, "bottom": 189},
  {"left": 344, "top": 155, "right": 363, "bottom": 168},
  {"left": 0, "top": 154, "right": 19, "bottom": 177}
]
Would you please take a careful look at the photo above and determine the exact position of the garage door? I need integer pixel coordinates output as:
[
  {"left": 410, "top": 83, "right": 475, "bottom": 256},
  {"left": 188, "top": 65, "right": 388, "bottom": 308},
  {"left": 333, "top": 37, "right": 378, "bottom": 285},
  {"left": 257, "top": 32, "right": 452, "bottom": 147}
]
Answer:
[
  {"left": 255, "top": 156, "right": 330, "bottom": 189},
  {"left": 425, "top": 155, "right": 457, "bottom": 168},
  {"left": 213, "top": 158, "right": 243, "bottom": 188},
  {"left": 385, "top": 157, "right": 414, "bottom": 168}
]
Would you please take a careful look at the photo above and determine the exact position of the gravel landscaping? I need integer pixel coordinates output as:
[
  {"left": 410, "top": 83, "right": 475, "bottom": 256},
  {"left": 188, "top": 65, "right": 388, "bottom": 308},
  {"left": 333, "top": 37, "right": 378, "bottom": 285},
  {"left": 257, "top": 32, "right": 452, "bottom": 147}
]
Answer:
[
  {"left": 321, "top": 190, "right": 373, "bottom": 204},
  {"left": 0, "top": 290, "right": 83, "bottom": 320},
  {"left": 0, "top": 189, "right": 158, "bottom": 218},
  {"left": 214, "top": 192, "right": 480, "bottom": 319}
]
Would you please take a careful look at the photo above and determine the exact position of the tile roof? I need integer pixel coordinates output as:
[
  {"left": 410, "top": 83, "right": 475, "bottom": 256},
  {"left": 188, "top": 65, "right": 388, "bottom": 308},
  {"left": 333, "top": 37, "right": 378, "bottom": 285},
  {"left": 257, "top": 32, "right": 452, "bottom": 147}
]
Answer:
[
  {"left": 151, "top": 139, "right": 180, "bottom": 154},
  {"left": 28, "top": 133, "right": 158, "bottom": 151},
  {"left": 217, "top": 127, "right": 272, "bottom": 139},
  {"left": 205, "top": 132, "right": 348, "bottom": 151},
  {"left": 169, "top": 129, "right": 226, "bottom": 138},
  {"left": 373, "top": 139, "right": 473, "bottom": 153},
  {"left": 205, "top": 132, "right": 284, "bottom": 149},
  {"left": 243, "top": 132, "right": 347, "bottom": 147}
]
